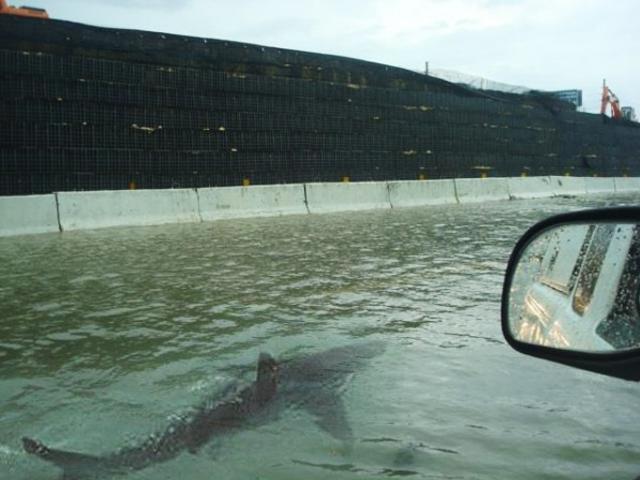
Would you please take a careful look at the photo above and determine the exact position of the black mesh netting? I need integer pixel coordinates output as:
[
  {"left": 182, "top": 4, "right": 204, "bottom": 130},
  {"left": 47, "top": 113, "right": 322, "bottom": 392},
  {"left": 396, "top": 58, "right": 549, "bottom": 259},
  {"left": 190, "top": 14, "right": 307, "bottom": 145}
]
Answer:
[{"left": 1, "top": 15, "right": 639, "bottom": 195}]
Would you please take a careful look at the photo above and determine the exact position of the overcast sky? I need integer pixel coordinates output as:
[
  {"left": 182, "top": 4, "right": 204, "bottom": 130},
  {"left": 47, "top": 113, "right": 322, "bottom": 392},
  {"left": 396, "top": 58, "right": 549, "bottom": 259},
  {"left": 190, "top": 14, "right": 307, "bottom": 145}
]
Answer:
[{"left": 24, "top": 0, "right": 639, "bottom": 114}]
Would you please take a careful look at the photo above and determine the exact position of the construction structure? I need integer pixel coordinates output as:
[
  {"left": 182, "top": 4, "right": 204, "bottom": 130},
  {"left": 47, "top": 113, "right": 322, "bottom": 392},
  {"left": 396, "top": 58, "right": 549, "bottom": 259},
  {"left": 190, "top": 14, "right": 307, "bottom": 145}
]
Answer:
[{"left": 1, "top": 14, "right": 639, "bottom": 196}]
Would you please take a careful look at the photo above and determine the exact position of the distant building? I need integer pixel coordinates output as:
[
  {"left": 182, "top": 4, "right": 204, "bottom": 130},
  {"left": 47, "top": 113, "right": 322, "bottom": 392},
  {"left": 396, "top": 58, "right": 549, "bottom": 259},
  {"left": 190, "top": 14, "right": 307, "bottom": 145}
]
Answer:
[
  {"left": 621, "top": 106, "right": 637, "bottom": 122},
  {"left": 548, "top": 90, "right": 583, "bottom": 108}
]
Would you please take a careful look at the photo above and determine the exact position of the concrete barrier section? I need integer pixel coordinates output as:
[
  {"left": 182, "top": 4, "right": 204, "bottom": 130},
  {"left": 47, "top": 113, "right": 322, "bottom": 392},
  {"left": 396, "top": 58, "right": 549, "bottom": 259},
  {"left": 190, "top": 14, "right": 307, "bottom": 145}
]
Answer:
[
  {"left": 454, "top": 178, "right": 510, "bottom": 203},
  {"left": 584, "top": 177, "right": 616, "bottom": 194},
  {"left": 549, "top": 176, "right": 587, "bottom": 196},
  {"left": 305, "top": 182, "right": 391, "bottom": 213},
  {"left": 507, "top": 176, "right": 555, "bottom": 199},
  {"left": 5, "top": 176, "right": 638, "bottom": 237},
  {"left": 614, "top": 177, "right": 640, "bottom": 193},
  {"left": 57, "top": 189, "right": 200, "bottom": 231},
  {"left": 388, "top": 180, "right": 457, "bottom": 208},
  {"left": 198, "top": 184, "right": 307, "bottom": 221},
  {"left": 0, "top": 194, "right": 60, "bottom": 237}
]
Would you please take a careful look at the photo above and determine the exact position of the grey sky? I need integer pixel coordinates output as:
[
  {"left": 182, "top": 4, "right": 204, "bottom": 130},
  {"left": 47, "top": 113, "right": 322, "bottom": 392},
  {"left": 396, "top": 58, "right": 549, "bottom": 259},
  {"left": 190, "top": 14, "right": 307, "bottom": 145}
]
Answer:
[{"left": 22, "top": 0, "right": 639, "bottom": 113}]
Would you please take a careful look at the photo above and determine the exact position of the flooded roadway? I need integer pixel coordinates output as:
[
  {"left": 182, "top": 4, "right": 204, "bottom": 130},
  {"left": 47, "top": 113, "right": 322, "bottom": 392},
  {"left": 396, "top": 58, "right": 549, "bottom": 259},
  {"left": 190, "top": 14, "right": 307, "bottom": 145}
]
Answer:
[{"left": 1, "top": 194, "right": 639, "bottom": 479}]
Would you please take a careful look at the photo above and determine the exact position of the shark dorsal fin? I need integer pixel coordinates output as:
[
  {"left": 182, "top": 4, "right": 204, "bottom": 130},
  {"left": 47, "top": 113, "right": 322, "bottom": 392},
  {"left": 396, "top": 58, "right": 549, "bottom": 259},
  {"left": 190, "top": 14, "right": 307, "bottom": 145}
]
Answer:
[{"left": 255, "top": 353, "right": 278, "bottom": 401}]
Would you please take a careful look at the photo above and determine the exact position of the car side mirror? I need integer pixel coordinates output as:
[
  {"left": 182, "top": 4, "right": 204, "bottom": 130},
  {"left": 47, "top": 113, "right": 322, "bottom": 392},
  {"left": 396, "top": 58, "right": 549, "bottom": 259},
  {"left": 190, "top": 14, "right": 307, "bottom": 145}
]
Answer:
[{"left": 502, "top": 207, "right": 640, "bottom": 381}]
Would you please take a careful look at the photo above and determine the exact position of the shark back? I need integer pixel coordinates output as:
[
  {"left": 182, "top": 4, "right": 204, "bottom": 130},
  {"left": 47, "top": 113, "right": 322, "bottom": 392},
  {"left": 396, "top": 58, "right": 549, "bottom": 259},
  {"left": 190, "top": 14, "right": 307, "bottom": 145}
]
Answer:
[
  {"left": 21, "top": 345, "right": 381, "bottom": 477},
  {"left": 22, "top": 353, "right": 280, "bottom": 479}
]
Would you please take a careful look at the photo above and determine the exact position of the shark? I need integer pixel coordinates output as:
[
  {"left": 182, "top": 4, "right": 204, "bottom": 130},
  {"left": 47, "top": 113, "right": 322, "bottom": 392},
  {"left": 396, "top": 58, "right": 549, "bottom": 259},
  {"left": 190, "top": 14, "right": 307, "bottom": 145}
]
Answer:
[{"left": 22, "top": 342, "right": 382, "bottom": 479}]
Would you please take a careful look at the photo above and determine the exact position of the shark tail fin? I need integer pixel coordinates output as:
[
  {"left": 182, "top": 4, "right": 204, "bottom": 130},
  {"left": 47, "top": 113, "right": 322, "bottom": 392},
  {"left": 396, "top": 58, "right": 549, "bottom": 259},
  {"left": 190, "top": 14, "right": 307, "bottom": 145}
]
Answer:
[
  {"left": 22, "top": 437, "right": 51, "bottom": 458},
  {"left": 23, "top": 436, "right": 104, "bottom": 479}
]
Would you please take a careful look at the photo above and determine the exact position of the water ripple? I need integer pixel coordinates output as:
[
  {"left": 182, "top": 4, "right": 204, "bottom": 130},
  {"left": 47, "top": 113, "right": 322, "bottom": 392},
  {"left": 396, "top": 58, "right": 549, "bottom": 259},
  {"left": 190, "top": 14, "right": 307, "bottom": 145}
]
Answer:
[{"left": 1, "top": 194, "right": 640, "bottom": 479}]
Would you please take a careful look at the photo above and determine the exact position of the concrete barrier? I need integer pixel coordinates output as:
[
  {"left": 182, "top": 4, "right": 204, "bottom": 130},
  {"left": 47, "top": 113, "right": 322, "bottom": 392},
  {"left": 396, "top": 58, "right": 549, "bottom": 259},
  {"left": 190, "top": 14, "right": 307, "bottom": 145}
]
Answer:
[
  {"left": 5, "top": 176, "right": 639, "bottom": 237},
  {"left": 0, "top": 194, "right": 60, "bottom": 237},
  {"left": 388, "top": 180, "right": 457, "bottom": 208},
  {"left": 549, "top": 176, "right": 587, "bottom": 196},
  {"left": 614, "top": 177, "right": 640, "bottom": 193},
  {"left": 584, "top": 177, "right": 616, "bottom": 194},
  {"left": 507, "top": 176, "right": 555, "bottom": 199},
  {"left": 305, "top": 182, "right": 391, "bottom": 213},
  {"left": 198, "top": 184, "right": 307, "bottom": 220},
  {"left": 454, "top": 178, "right": 510, "bottom": 203},
  {"left": 57, "top": 189, "right": 200, "bottom": 231}
]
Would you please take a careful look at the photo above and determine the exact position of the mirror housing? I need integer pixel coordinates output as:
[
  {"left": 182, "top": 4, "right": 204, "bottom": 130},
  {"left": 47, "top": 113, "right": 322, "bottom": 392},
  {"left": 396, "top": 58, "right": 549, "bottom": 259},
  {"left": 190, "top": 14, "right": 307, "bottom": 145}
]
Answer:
[{"left": 501, "top": 207, "right": 640, "bottom": 381}]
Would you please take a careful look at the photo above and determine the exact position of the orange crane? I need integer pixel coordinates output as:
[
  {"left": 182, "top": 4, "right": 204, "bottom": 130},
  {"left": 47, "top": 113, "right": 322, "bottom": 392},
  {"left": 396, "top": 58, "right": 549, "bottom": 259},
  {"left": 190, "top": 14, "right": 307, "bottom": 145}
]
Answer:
[
  {"left": 600, "top": 79, "right": 623, "bottom": 119},
  {"left": 0, "top": 0, "right": 48, "bottom": 18}
]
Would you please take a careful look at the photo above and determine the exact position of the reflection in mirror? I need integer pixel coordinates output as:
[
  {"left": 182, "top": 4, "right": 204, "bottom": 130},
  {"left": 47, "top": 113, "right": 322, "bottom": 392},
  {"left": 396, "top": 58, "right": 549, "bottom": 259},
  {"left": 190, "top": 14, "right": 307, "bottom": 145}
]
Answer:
[{"left": 508, "top": 222, "right": 640, "bottom": 353}]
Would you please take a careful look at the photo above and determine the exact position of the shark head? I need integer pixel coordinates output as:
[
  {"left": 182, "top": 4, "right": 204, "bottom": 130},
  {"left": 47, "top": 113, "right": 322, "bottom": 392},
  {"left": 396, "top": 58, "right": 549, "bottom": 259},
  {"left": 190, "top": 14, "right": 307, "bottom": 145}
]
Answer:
[{"left": 255, "top": 353, "right": 278, "bottom": 402}]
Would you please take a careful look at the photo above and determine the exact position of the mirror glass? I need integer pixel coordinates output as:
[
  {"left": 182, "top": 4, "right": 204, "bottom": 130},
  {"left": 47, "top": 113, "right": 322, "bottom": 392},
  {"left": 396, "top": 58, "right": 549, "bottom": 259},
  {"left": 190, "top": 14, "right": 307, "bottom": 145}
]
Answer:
[{"left": 507, "top": 222, "right": 640, "bottom": 353}]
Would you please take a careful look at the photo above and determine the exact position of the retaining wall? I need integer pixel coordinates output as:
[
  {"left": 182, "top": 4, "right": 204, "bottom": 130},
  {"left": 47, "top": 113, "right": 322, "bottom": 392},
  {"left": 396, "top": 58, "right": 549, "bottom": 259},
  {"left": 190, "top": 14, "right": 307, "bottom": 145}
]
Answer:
[
  {"left": 305, "top": 182, "right": 391, "bottom": 213},
  {"left": 0, "top": 194, "right": 59, "bottom": 237},
  {"left": 614, "top": 177, "right": 640, "bottom": 193},
  {"left": 454, "top": 178, "right": 510, "bottom": 203},
  {"left": 388, "top": 180, "right": 457, "bottom": 207},
  {"left": 507, "top": 176, "right": 555, "bottom": 199},
  {"left": 1, "top": 177, "right": 637, "bottom": 237},
  {"left": 549, "top": 176, "right": 587, "bottom": 196},
  {"left": 56, "top": 189, "right": 200, "bottom": 231},
  {"left": 198, "top": 184, "right": 307, "bottom": 221},
  {"left": 584, "top": 177, "right": 616, "bottom": 194}
]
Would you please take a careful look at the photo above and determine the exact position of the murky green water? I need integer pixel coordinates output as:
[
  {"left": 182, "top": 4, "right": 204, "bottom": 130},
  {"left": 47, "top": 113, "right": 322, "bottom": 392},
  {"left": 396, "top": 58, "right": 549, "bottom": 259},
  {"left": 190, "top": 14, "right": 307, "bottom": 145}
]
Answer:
[{"left": 1, "top": 195, "right": 639, "bottom": 480}]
